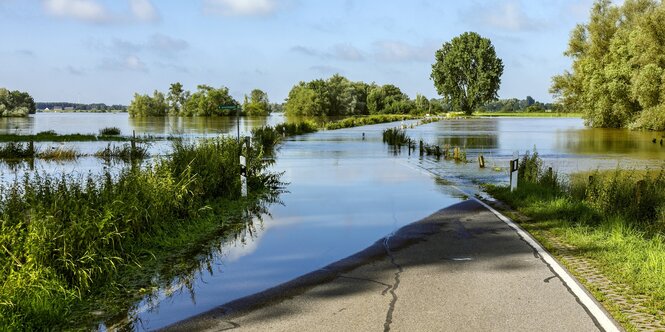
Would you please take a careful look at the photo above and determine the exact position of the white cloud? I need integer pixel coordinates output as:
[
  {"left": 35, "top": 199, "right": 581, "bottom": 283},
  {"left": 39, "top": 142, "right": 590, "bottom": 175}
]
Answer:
[
  {"left": 43, "top": 0, "right": 110, "bottom": 23},
  {"left": 42, "top": 0, "right": 159, "bottom": 23},
  {"left": 465, "top": 1, "right": 542, "bottom": 32},
  {"left": 204, "top": 0, "right": 277, "bottom": 16},
  {"left": 99, "top": 55, "right": 147, "bottom": 72},
  {"left": 148, "top": 33, "right": 189, "bottom": 54},
  {"left": 291, "top": 43, "right": 364, "bottom": 62},
  {"left": 372, "top": 40, "right": 436, "bottom": 63},
  {"left": 331, "top": 44, "right": 364, "bottom": 61},
  {"left": 129, "top": 0, "right": 159, "bottom": 22}
]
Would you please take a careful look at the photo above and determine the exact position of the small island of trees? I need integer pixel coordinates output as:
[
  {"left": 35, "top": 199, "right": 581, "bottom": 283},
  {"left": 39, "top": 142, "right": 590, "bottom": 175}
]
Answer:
[
  {"left": 0, "top": 88, "right": 36, "bottom": 117},
  {"left": 128, "top": 83, "right": 273, "bottom": 117}
]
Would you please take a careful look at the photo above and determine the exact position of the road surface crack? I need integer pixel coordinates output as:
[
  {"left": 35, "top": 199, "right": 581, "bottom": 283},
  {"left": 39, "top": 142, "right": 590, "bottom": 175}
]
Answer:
[{"left": 383, "top": 235, "right": 403, "bottom": 332}]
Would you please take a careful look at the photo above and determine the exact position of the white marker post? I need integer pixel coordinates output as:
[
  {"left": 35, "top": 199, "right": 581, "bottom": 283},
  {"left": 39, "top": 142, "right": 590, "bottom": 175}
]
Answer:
[
  {"left": 240, "top": 154, "right": 247, "bottom": 197},
  {"left": 509, "top": 151, "right": 519, "bottom": 192}
]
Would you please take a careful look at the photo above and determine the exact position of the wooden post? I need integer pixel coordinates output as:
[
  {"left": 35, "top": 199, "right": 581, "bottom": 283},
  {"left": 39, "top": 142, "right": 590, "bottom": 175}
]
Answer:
[{"left": 478, "top": 155, "right": 485, "bottom": 168}]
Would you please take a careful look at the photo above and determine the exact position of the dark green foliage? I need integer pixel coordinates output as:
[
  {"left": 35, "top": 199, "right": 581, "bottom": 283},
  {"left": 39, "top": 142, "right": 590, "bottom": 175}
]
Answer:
[{"left": 99, "top": 127, "right": 121, "bottom": 136}]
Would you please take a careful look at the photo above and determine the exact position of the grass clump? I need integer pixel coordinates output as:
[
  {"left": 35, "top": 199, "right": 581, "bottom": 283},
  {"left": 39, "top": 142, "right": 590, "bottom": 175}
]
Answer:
[
  {"left": 99, "top": 127, "right": 121, "bottom": 136},
  {"left": 95, "top": 142, "right": 149, "bottom": 163},
  {"left": 382, "top": 127, "right": 412, "bottom": 146},
  {"left": 0, "top": 136, "right": 280, "bottom": 330},
  {"left": 36, "top": 146, "right": 78, "bottom": 160},
  {"left": 485, "top": 151, "right": 665, "bottom": 326}
]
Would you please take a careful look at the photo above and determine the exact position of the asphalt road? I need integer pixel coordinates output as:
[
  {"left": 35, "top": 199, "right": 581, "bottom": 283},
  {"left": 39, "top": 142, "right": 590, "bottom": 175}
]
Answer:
[{"left": 162, "top": 199, "right": 619, "bottom": 332}]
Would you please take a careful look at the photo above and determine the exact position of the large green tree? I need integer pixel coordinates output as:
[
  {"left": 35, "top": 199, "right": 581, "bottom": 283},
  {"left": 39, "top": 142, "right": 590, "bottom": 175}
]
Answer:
[
  {"left": 551, "top": 0, "right": 665, "bottom": 130},
  {"left": 431, "top": 32, "right": 504, "bottom": 115}
]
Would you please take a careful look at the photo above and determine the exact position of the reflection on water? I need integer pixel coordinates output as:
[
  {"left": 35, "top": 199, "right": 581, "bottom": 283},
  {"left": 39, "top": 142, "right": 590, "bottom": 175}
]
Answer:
[
  {"left": 0, "top": 113, "right": 282, "bottom": 136},
  {"left": 114, "top": 122, "right": 463, "bottom": 331},
  {"left": 98, "top": 192, "right": 280, "bottom": 331}
]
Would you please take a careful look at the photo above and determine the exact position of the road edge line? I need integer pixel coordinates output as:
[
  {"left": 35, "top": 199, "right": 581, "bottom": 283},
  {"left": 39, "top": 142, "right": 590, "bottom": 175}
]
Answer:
[{"left": 468, "top": 195, "right": 621, "bottom": 332}]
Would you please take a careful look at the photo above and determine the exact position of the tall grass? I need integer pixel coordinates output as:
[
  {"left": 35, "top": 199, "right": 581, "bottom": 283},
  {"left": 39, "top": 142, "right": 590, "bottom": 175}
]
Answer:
[
  {"left": 486, "top": 152, "right": 665, "bottom": 325},
  {"left": 0, "top": 136, "right": 279, "bottom": 330}
]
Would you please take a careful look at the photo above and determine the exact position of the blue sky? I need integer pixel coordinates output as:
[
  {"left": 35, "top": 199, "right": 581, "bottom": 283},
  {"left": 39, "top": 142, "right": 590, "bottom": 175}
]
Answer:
[{"left": 0, "top": 0, "right": 595, "bottom": 104}]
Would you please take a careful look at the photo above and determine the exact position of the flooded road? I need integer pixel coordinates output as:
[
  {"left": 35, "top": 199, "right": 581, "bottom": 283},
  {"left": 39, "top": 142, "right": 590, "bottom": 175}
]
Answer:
[{"left": 0, "top": 113, "right": 663, "bottom": 330}]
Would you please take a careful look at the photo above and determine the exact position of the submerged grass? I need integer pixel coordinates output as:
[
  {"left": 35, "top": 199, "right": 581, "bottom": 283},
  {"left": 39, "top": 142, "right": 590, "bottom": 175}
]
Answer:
[
  {"left": 0, "top": 136, "right": 280, "bottom": 330},
  {"left": 485, "top": 151, "right": 665, "bottom": 328},
  {"left": 0, "top": 130, "right": 153, "bottom": 143},
  {"left": 94, "top": 142, "right": 149, "bottom": 163},
  {"left": 36, "top": 146, "right": 78, "bottom": 160}
]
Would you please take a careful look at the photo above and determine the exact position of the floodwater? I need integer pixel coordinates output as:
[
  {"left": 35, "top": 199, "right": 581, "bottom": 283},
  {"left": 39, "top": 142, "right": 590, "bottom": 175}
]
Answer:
[{"left": 1, "top": 113, "right": 664, "bottom": 330}]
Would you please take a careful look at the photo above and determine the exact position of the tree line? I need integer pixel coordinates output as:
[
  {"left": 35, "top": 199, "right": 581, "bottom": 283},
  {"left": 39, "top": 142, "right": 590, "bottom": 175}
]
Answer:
[
  {"left": 128, "top": 83, "right": 274, "bottom": 117},
  {"left": 480, "top": 96, "right": 555, "bottom": 113},
  {"left": 284, "top": 74, "right": 447, "bottom": 117},
  {"left": 36, "top": 102, "right": 127, "bottom": 112},
  {"left": 551, "top": 0, "right": 665, "bottom": 130},
  {"left": 0, "top": 88, "right": 36, "bottom": 117}
]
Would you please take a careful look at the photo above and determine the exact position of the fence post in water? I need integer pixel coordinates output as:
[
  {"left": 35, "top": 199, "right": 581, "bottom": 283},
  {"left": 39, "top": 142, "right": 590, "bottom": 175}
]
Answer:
[
  {"left": 419, "top": 140, "right": 423, "bottom": 156},
  {"left": 478, "top": 154, "right": 485, "bottom": 168}
]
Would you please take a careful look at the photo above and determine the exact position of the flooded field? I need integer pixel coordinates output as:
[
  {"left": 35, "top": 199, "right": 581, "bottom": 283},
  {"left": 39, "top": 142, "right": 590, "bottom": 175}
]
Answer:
[{"left": 1, "top": 113, "right": 663, "bottom": 330}]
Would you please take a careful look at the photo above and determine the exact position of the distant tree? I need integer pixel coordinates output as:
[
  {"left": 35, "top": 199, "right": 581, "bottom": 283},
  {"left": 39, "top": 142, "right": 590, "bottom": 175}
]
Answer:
[
  {"left": 431, "top": 32, "right": 504, "bottom": 115},
  {"left": 167, "top": 82, "right": 187, "bottom": 115},
  {"left": 243, "top": 89, "right": 271, "bottom": 116},
  {"left": 128, "top": 90, "right": 168, "bottom": 117},
  {"left": 414, "top": 94, "right": 430, "bottom": 114},
  {"left": 526, "top": 95, "right": 535, "bottom": 106}
]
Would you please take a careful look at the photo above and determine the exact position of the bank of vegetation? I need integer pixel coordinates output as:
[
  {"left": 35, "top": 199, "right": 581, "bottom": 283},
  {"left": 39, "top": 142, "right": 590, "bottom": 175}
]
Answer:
[
  {"left": 486, "top": 151, "right": 665, "bottom": 327},
  {"left": 551, "top": 0, "right": 665, "bottom": 130},
  {"left": 0, "top": 129, "right": 155, "bottom": 143},
  {"left": 0, "top": 87, "right": 36, "bottom": 117},
  {"left": 0, "top": 135, "right": 280, "bottom": 330}
]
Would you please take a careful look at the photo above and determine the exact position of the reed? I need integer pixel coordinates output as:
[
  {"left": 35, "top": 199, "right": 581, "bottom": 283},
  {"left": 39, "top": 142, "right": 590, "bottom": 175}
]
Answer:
[
  {"left": 99, "top": 127, "right": 121, "bottom": 136},
  {"left": 0, "top": 136, "right": 279, "bottom": 330},
  {"left": 36, "top": 146, "right": 78, "bottom": 160}
]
